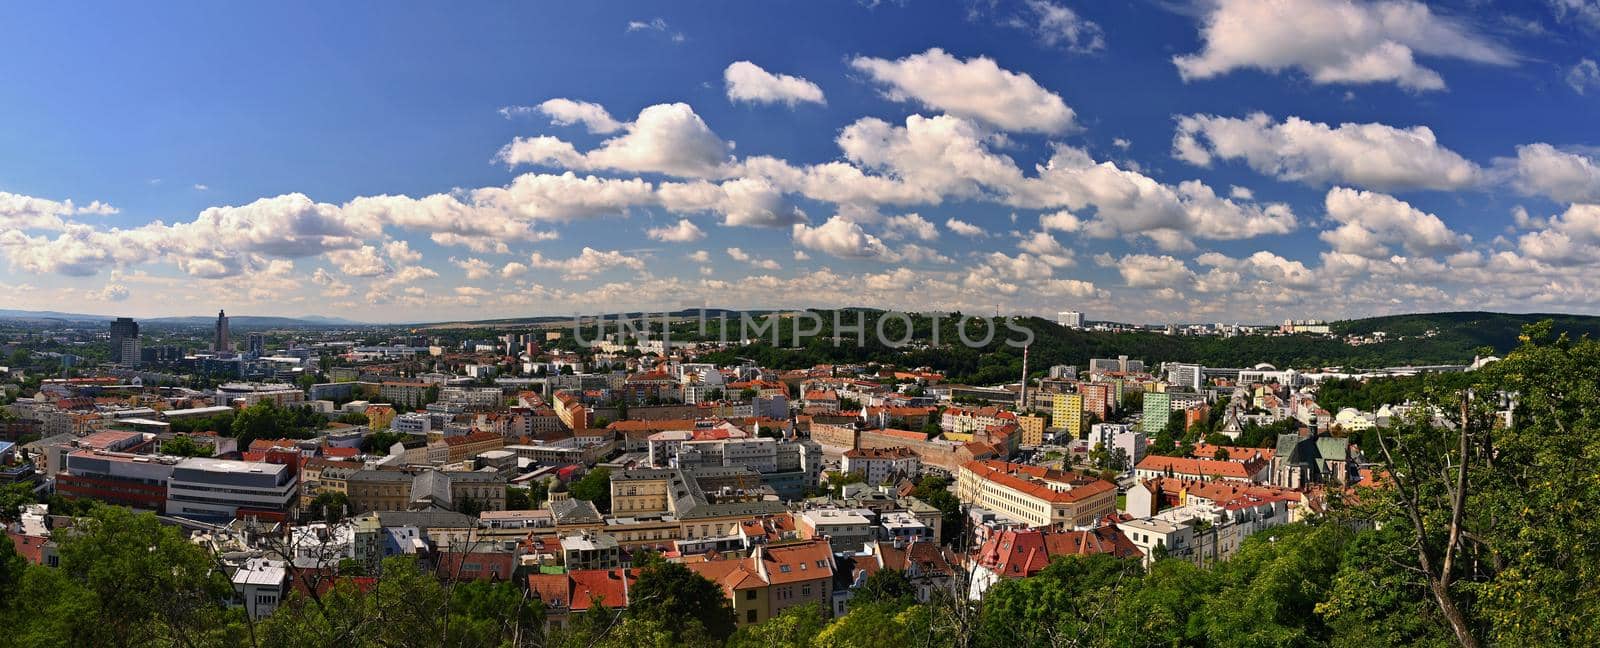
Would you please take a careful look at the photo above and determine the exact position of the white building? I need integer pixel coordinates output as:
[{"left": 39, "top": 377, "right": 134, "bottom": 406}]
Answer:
[
  {"left": 841, "top": 447, "right": 920, "bottom": 485},
  {"left": 165, "top": 457, "right": 298, "bottom": 520},
  {"left": 1057, "top": 310, "right": 1084, "bottom": 329},
  {"left": 231, "top": 557, "right": 287, "bottom": 620}
]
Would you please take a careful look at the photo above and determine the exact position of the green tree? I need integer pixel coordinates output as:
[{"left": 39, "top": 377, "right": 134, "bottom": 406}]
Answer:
[
  {"left": 852, "top": 568, "right": 916, "bottom": 606},
  {"left": 0, "top": 482, "right": 35, "bottom": 523},
  {"left": 728, "top": 601, "right": 826, "bottom": 648},
  {"left": 161, "top": 434, "right": 213, "bottom": 458},
  {"left": 625, "top": 553, "right": 736, "bottom": 644},
  {"left": 570, "top": 467, "right": 612, "bottom": 513}
]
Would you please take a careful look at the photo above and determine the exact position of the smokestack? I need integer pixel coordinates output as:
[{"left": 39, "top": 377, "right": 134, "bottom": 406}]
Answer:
[{"left": 1019, "top": 344, "right": 1030, "bottom": 411}]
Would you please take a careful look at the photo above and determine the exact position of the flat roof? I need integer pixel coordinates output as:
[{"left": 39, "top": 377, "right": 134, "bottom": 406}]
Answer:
[{"left": 176, "top": 456, "right": 288, "bottom": 474}]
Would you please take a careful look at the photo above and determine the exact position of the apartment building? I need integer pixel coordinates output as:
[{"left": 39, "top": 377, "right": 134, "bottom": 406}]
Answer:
[{"left": 955, "top": 460, "right": 1117, "bottom": 528}]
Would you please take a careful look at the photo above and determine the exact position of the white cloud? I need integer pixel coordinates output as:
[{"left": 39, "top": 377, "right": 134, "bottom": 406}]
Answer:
[
  {"left": 1011, "top": 146, "right": 1296, "bottom": 250},
  {"left": 328, "top": 246, "right": 390, "bottom": 277},
  {"left": 945, "top": 218, "right": 987, "bottom": 237},
  {"left": 452, "top": 257, "right": 493, "bottom": 280},
  {"left": 1570, "top": 59, "right": 1600, "bottom": 94},
  {"left": 534, "top": 98, "right": 624, "bottom": 134},
  {"left": 849, "top": 48, "right": 1076, "bottom": 133},
  {"left": 792, "top": 217, "right": 894, "bottom": 260},
  {"left": 1016, "top": 231, "right": 1074, "bottom": 267},
  {"left": 724, "top": 61, "right": 826, "bottom": 107},
  {"left": 726, "top": 247, "right": 781, "bottom": 270},
  {"left": 657, "top": 177, "right": 804, "bottom": 227},
  {"left": 93, "top": 283, "right": 130, "bottom": 302},
  {"left": 1549, "top": 1, "right": 1600, "bottom": 31},
  {"left": 528, "top": 247, "right": 646, "bottom": 280},
  {"left": 626, "top": 17, "right": 685, "bottom": 42},
  {"left": 793, "top": 250, "right": 810, "bottom": 261},
  {"left": 688, "top": 250, "right": 711, "bottom": 263},
  {"left": 498, "top": 102, "right": 732, "bottom": 178},
  {"left": 1007, "top": 0, "right": 1105, "bottom": 53},
  {"left": 1516, "top": 204, "right": 1600, "bottom": 265},
  {"left": 1173, "top": 112, "right": 1481, "bottom": 190},
  {"left": 384, "top": 239, "right": 422, "bottom": 264},
  {"left": 1174, "top": 0, "right": 1516, "bottom": 91},
  {"left": 500, "top": 261, "right": 528, "bottom": 278},
  {"left": 882, "top": 213, "right": 938, "bottom": 241},
  {"left": 1039, "top": 210, "right": 1082, "bottom": 233},
  {"left": 1115, "top": 254, "right": 1194, "bottom": 288},
  {"left": 1321, "top": 187, "right": 1467, "bottom": 259},
  {"left": 645, "top": 218, "right": 707, "bottom": 242},
  {"left": 1504, "top": 143, "right": 1600, "bottom": 204}
]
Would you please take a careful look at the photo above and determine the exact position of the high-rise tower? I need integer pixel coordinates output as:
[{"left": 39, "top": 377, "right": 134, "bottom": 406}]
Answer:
[
  {"left": 109, "top": 317, "right": 140, "bottom": 366},
  {"left": 214, "top": 310, "right": 231, "bottom": 353}
]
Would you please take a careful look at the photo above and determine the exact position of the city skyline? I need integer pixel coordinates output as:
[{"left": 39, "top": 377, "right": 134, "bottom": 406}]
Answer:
[{"left": 3, "top": 2, "right": 1600, "bottom": 323}]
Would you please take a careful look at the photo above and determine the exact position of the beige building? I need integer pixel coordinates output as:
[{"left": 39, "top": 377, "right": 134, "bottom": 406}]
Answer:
[{"left": 956, "top": 460, "right": 1117, "bottom": 528}]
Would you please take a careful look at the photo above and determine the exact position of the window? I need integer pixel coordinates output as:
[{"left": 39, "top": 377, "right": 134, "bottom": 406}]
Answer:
[
  {"left": 780, "top": 564, "right": 791, "bottom": 573},
  {"left": 747, "top": 609, "right": 757, "bottom": 623},
  {"left": 745, "top": 589, "right": 757, "bottom": 600}
]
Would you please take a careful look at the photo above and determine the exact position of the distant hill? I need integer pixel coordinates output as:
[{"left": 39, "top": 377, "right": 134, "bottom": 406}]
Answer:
[
  {"left": 1328, "top": 312, "right": 1600, "bottom": 351},
  {"left": 697, "top": 309, "right": 1600, "bottom": 384},
  {"left": 0, "top": 308, "right": 113, "bottom": 323},
  {"left": 0, "top": 309, "right": 370, "bottom": 329}
]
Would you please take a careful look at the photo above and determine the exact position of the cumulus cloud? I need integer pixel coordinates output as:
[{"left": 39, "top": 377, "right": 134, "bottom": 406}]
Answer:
[
  {"left": 1321, "top": 187, "right": 1467, "bottom": 258},
  {"left": 498, "top": 102, "right": 733, "bottom": 178},
  {"left": 1174, "top": 0, "right": 1516, "bottom": 91},
  {"left": 92, "top": 283, "right": 130, "bottom": 302},
  {"left": 452, "top": 257, "right": 493, "bottom": 280},
  {"left": 645, "top": 218, "right": 707, "bottom": 242},
  {"left": 1011, "top": 145, "right": 1296, "bottom": 250},
  {"left": 726, "top": 247, "right": 782, "bottom": 270},
  {"left": 384, "top": 239, "right": 422, "bottom": 264},
  {"left": 1503, "top": 143, "right": 1600, "bottom": 204},
  {"left": 1115, "top": 254, "right": 1194, "bottom": 288},
  {"left": 724, "top": 61, "right": 826, "bottom": 107},
  {"left": 1516, "top": 204, "right": 1600, "bottom": 265},
  {"left": 1173, "top": 112, "right": 1481, "bottom": 190},
  {"left": 945, "top": 218, "right": 987, "bottom": 237},
  {"left": 529, "top": 247, "right": 646, "bottom": 280},
  {"left": 792, "top": 216, "right": 894, "bottom": 260},
  {"left": 849, "top": 48, "right": 1076, "bottom": 133},
  {"left": 533, "top": 98, "right": 624, "bottom": 133},
  {"left": 1015, "top": 231, "right": 1074, "bottom": 267},
  {"left": 882, "top": 213, "right": 938, "bottom": 241},
  {"left": 328, "top": 246, "right": 391, "bottom": 277}
]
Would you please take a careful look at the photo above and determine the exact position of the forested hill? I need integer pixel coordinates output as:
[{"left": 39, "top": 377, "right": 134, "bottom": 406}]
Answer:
[
  {"left": 1329, "top": 311, "right": 1600, "bottom": 348},
  {"left": 697, "top": 310, "right": 1600, "bottom": 384}
]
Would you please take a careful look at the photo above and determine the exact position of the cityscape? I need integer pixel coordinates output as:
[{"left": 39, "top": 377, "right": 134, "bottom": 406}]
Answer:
[{"left": 4, "top": 2, "right": 1600, "bottom": 648}]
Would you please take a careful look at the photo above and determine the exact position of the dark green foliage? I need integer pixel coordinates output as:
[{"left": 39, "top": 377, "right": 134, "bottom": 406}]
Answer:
[
  {"left": 852, "top": 569, "right": 916, "bottom": 606},
  {"left": 161, "top": 434, "right": 213, "bottom": 457},
  {"left": 570, "top": 467, "right": 611, "bottom": 512},
  {"left": 229, "top": 400, "right": 323, "bottom": 449},
  {"left": 625, "top": 553, "right": 737, "bottom": 644}
]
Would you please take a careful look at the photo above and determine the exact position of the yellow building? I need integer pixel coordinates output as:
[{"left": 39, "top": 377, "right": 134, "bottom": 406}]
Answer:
[
  {"left": 1017, "top": 414, "right": 1047, "bottom": 447},
  {"left": 1052, "top": 393, "right": 1083, "bottom": 437}
]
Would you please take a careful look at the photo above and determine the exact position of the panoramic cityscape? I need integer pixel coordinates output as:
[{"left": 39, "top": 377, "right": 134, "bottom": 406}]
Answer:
[{"left": 3, "top": 2, "right": 1600, "bottom": 647}]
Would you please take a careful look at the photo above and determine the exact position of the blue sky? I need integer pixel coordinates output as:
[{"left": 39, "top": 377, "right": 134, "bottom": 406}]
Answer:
[{"left": 3, "top": 0, "right": 1599, "bottom": 323}]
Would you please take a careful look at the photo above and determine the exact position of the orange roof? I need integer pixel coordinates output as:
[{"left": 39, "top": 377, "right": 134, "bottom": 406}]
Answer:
[
  {"left": 568, "top": 569, "right": 636, "bottom": 610},
  {"left": 873, "top": 428, "right": 929, "bottom": 441},
  {"left": 961, "top": 460, "right": 1116, "bottom": 504},
  {"left": 758, "top": 540, "right": 834, "bottom": 585},
  {"left": 1135, "top": 455, "right": 1264, "bottom": 479},
  {"left": 1189, "top": 443, "right": 1274, "bottom": 462}
]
